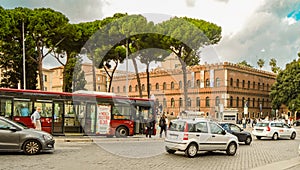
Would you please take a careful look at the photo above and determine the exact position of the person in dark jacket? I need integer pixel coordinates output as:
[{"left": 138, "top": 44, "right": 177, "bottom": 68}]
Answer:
[
  {"left": 159, "top": 114, "right": 167, "bottom": 138},
  {"left": 146, "top": 114, "right": 155, "bottom": 138}
]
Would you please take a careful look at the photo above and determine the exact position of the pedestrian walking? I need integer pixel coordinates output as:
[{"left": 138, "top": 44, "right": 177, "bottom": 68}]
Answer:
[
  {"left": 159, "top": 114, "right": 167, "bottom": 138},
  {"left": 146, "top": 114, "right": 155, "bottom": 138},
  {"left": 31, "top": 107, "right": 42, "bottom": 130}
]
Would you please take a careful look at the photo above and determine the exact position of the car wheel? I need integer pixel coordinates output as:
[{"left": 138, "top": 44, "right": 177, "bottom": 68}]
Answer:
[
  {"left": 256, "top": 136, "right": 261, "bottom": 140},
  {"left": 165, "top": 146, "right": 176, "bottom": 154},
  {"left": 272, "top": 133, "right": 278, "bottom": 140},
  {"left": 115, "top": 126, "right": 128, "bottom": 138},
  {"left": 226, "top": 142, "right": 237, "bottom": 156},
  {"left": 291, "top": 132, "right": 296, "bottom": 140},
  {"left": 185, "top": 143, "right": 198, "bottom": 158},
  {"left": 245, "top": 136, "right": 252, "bottom": 145},
  {"left": 23, "top": 140, "right": 41, "bottom": 155}
]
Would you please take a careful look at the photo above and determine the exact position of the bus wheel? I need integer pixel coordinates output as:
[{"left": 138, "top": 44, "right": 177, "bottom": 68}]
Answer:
[{"left": 115, "top": 126, "right": 128, "bottom": 138}]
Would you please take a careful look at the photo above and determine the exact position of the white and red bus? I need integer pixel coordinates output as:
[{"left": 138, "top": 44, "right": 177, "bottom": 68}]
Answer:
[{"left": 0, "top": 88, "right": 156, "bottom": 137}]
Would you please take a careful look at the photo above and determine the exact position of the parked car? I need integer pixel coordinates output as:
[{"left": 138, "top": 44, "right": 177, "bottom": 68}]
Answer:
[
  {"left": 293, "top": 119, "right": 300, "bottom": 126},
  {"left": 219, "top": 122, "right": 252, "bottom": 145},
  {"left": 165, "top": 118, "right": 239, "bottom": 158},
  {"left": 0, "top": 116, "right": 55, "bottom": 155},
  {"left": 252, "top": 121, "right": 296, "bottom": 140}
]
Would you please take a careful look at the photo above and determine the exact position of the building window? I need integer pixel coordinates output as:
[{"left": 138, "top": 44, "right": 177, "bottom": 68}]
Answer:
[
  {"left": 206, "top": 79, "right": 210, "bottom": 87},
  {"left": 117, "top": 86, "right": 120, "bottom": 93},
  {"left": 142, "top": 84, "right": 145, "bottom": 91},
  {"left": 216, "top": 77, "right": 221, "bottom": 87},
  {"left": 156, "top": 83, "right": 159, "bottom": 90},
  {"left": 135, "top": 85, "right": 138, "bottom": 92},
  {"left": 179, "top": 81, "right": 182, "bottom": 89},
  {"left": 205, "top": 97, "right": 210, "bottom": 107},
  {"left": 163, "top": 98, "right": 167, "bottom": 107},
  {"left": 230, "top": 78, "right": 233, "bottom": 86},
  {"left": 242, "top": 97, "right": 245, "bottom": 107},
  {"left": 149, "top": 84, "right": 152, "bottom": 91},
  {"left": 163, "top": 82, "right": 167, "bottom": 90},
  {"left": 262, "top": 83, "right": 264, "bottom": 91},
  {"left": 196, "top": 79, "right": 200, "bottom": 87},
  {"left": 98, "top": 86, "right": 100, "bottom": 91},
  {"left": 171, "top": 98, "right": 175, "bottom": 108},
  {"left": 230, "top": 96, "right": 233, "bottom": 107},
  {"left": 253, "top": 98, "right": 255, "bottom": 107},
  {"left": 196, "top": 97, "right": 200, "bottom": 107},
  {"left": 242, "top": 80, "right": 245, "bottom": 88},
  {"left": 236, "top": 97, "right": 239, "bottom": 107},
  {"left": 44, "top": 75, "right": 47, "bottom": 82},
  {"left": 187, "top": 97, "right": 192, "bottom": 107},
  {"left": 123, "top": 86, "right": 126, "bottom": 92},
  {"left": 215, "top": 96, "right": 220, "bottom": 106},
  {"left": 112, "top": 87, "right": 114, "bottom": 92},
  {"left": 171, "top": 82, "right": 175, "bottom": 90},
  {"left": 267, "top": 84, "right": 269, "bottom": 91},
  {"left": 179, "top": 98, "right": 183, "bottom": 107},
  {"left": 247, "top": 98, "right": 250, "bottom": 108},
  {"left": 187, "top": 80, "right": 191, "bottom": 88},
  {"left": 236, "top": 79, "right": 239, "bottom": 88},
  {"left": 258, "top": 98, "right": 260, "bottom": 109},
  {"left": 253, "top": 81, "right": 256, "bottom": 89},
  {"left": 129, "top": 85, "right": 132, "bottom": 92},
  {"left": 98, "top": 76, "right": 101, "bottom": 81},
  {"left": 248, "top": 81, "right": 250, "bottom": 89},
  {"left": 258, "top": 83, "right": 260, "bottom": 90}
]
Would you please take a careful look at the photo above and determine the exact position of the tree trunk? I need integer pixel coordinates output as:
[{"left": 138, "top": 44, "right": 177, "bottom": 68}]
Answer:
[
  {"left": 132, "top": 57, "right": 142, "bottom": 98},
  {"left": 92, "top": 54, "right": 96, "bottom": 91},
  {"left": 146, "top": 63, "right": 150, "bottom": 99},
  {"left": 37, "top": 46, "right": 44, "bottom": 91}
]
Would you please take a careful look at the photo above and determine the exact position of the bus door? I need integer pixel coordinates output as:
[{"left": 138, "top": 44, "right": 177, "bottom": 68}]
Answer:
[
  {"left": 52, "top": 100, "right": 64, "bottom": 135},
  {"left": 34, "top": 100, "right": 53, "bottom": 133},
  {"left": 0, "top": 97, "right": 13, "bottom": 119},
  {"left": 84, "top": 102, "right": 97, "bottom": 135}
]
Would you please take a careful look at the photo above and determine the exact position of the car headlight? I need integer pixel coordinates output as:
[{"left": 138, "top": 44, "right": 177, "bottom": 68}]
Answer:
[{"left": 43, "top": 134, "right": 53, "bottom": 141}]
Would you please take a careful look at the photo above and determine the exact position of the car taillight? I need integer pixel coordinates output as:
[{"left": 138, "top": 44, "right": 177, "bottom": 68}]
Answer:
[
  {"left": 183, "top": 123, "right": 189, "bottom": 140},
  {"left": 183, "top": 133, "right": 189, "bottom": 140},
  {"left": 267, "top": 126, "right": 271, "bottom": 131}
]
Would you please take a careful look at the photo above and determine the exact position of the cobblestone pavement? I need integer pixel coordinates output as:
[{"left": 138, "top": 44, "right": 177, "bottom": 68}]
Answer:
[{"left": 1, "top": 127, "right": 299, "bottom": 170}]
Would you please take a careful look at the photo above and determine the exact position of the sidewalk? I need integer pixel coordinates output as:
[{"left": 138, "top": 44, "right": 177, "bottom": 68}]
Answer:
[{"left": 251, "top": 156, "right": 300, "bottom": 170}]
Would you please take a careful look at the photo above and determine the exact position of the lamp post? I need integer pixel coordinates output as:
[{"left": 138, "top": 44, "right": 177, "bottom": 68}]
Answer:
[{"left": 22, "top": 21, "right": 26, "bottom": 89}]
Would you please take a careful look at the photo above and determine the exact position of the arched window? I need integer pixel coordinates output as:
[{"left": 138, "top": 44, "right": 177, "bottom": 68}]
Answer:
[
  {"left": 142, "top": 84, "right": 145, "bottom": 91},
  {"left": 135, "top": 85, "right": 138, "bottom": 92},
  {"left": 206, "top": 79, "right": 210, "bottom": 87},
  {"left": 242, "top": 97, "right": 245, "bottom": 107},
  {"left": 258, "top": 83, "right": 260, "bottom": 90},
  {"left": 123, "top": 86, "right": 126, "bottom": 92},
  {"left": 236, "top": 79, "right": 239, "bottom": 88},
  {"left": 171, "top": 98, "right": 175, "bottom": 108},
  {"left": 253, "top": 81, "right": 256, "bottom": 89},
  {"left": 215, "top": 96, "right": 220, "bottom": 106},
  {"left": 163, "top": 82, "right": 167, "bottom": 90},
  {"left": 205, "top": 97, "right": 210, "bottom": 107},
  {"left": 196, "top": 79, "right": 200, "bottom": 87},
  {"left": 253, "top": 98, "right": 255, "bottom": 107},
  {"left": 179, "top": 81, "right": 182, "bottom": 89},
  {"left": 163, "top": 98, "right": 167, "bottom": 107},
  {"left": 236, "top": 97, "right": 239, "bottom": 107},
  {"left": 187, "top": 97, "right": 192, "bottom": 107},
  {"left": 216, "top": 77, "right": 221, "bottom": 87},
  {"left": 230, "top": 96, "right": 233, "bottom": 107},
  {"left": 117, "top": 86, "right": 120, "bottom": 93},
  {"left": 171, "top": 82, "right": 175, "bottom": 90},
  {"left": 155, "top": 83, "right": 159, "bottom": 90},
  {"left": 242, "top": 80, "right": 245, "bottom": 88},
  {"left": 230, "top": 78, "right": 233, "bottom": 86},
  {"left": 196, "top": 97, "right": 200, "bottom": 107},
  {"left": 248, "top": 81, "right": 250, "bottom": 89},
  {"left": 179, "top": 98, "right": 183, "bottom": 107},
  {"left": 129, "top": 85, "right": 132, "bottom": 92}
]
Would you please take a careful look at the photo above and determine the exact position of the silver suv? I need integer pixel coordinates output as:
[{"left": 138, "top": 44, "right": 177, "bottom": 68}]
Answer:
[{"left": 165, "top": 118, "right": 239, "bottom": 157}]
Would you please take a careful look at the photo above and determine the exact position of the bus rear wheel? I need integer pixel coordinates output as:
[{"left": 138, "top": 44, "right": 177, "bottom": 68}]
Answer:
[{"left": 115, "top": 126, "right": 128, "bottom": 138}]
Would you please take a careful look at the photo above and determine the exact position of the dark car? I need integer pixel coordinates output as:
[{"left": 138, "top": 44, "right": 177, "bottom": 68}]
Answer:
[
  {"left": 219, "top": 122, "right": 252, "bottom": 145},
  {"left": 0, "top": 116, "right": 55, "bottom": 155},
  {"left": 293, "top": 120, "right": 300, "bottom": 126}
]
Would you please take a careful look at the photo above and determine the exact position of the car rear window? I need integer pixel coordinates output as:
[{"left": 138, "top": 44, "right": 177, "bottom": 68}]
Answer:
[
  {"left": 169, "top": 121, "right": 186, "bottom": 132},
  {"left": 255, "top": 123, "right": 269, "bottom": 127}
]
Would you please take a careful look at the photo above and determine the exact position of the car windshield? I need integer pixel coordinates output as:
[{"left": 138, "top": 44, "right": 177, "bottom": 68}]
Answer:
[
  {"left": 255, "top": 123, "right": 269, "bottom": 127},
  {"left": 169, "top": 120, "right": 186, "bottom": 132}
]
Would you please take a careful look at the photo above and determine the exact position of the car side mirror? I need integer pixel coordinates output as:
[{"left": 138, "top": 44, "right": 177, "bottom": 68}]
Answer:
[
  {"left": 222, "top": 130, "right": 226, "bottom": 135},
  {"left": 9, "top": 126, "right": 18, "bottom": 132}
]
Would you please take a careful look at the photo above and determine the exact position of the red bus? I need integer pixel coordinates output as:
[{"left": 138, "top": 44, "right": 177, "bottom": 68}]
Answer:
[{"left": 0, "top": 88, "right": 156, "bottom": 137}]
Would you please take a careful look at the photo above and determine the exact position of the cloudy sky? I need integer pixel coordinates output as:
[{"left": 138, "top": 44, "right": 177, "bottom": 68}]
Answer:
[{"left": 1, "top": 0, "right": 300, "bottom": 71}]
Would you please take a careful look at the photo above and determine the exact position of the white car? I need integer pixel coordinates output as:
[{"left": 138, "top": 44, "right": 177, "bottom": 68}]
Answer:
[
  {"left": 165, "top": 118, "right": 239, "bottom": 158},
  {"left": 252, "top": 121, "right": 296, "bottom": 140}
]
